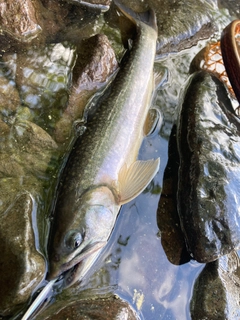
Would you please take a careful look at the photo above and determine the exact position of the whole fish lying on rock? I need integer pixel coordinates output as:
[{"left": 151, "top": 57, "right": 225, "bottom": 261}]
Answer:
[
  {"left": 22, "top": 1, "right": 160, "bottom": 319},
  {"left": 48, "top": 1, "right": 160, "bottom": 287}
]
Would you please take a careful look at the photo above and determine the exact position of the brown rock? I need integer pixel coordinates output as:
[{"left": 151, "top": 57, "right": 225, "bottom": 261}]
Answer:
[
  {"left": 191, "top": 251, "right": 240, "bottom": 319},
  {"left": 37, "top": 296, "right": 138, "bottom": 320},
  {"left": 0, "top": 0, "right": 42, "bottom": 42},
  {"left": 54, "top": 34, "right": 118, "bottom": 143},
  {"left": 0, "top": 193, "right": 45, "bottom": 316}
]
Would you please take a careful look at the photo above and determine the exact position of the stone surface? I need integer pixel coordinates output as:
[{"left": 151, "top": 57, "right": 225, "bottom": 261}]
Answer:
[
  {"left": 54, "top": 34, "right": 118, "bottom": 143},
  {"left": 0, "top": 0, "right": 42, "bottom": 42},
  {"left": 116, "top": 0, "right": 216, "bottom": 55},
  {"left": 0, "top": 193, "right": 45, "bottom": 316},
  {"left": 191, "top": 251, "right": 240, "bottom": 319},
  {"left": 177, "top": 71, "right": 240, "bottom": 262},
  {"left": 37, "top": 296, "right": 138, "bottom": 320}
]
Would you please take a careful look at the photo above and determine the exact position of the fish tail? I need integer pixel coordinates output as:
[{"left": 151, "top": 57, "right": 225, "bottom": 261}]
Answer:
[{"left": 114, "top": 0, "right": 157, "bottom": 32}]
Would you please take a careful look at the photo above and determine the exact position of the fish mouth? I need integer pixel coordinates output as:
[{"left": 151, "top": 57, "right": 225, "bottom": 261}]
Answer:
[
  {"left": 48, "top": 241, "right": 106, "bottom": 286},
  {"left": 64, "top": 262, "right": 82, "bottom": 287},
  {"left": 63, "top": 241, "right": 106, "bottom": 287}
]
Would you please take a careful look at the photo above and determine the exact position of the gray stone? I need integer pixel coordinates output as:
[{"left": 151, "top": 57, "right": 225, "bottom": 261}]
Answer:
[{"left": 177, "top": 71, "right": 240, "bottom": 262}]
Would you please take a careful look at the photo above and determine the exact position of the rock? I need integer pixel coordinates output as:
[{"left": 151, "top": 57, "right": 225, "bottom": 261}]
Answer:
[
  {"left": 0, "top": 0, "right": 42, "bottom": 42},
  {"left": 54, "top": 34, "right": 118, "bottom": 143},
  {"left": 0, "top": 193, "right": 45, "bottom": 316},
  {"left": 0, "top": 0, "right": 73, "bottom": 51},
  {"left": 177, "top": 71, "right": 240, "bottom": 262},
  {"left": 154, "top": 0, "right": 216, "bottom": 55},
  {"left": 36, "top": 296, "right": 138, "bottom": 320},
  {"left": 117, "top": 0, "right": 216, "bottom": 55},
  {"left": 11, "top": 120, "right": 59, "bottom": 175},
  {"left": 191, "top": 251, "right": 240, "bottom": 319}
]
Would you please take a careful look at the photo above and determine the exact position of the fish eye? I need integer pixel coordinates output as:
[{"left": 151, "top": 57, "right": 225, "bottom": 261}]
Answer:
[{"left": 64, "top": 230, "right": 83, "bottom": 251}]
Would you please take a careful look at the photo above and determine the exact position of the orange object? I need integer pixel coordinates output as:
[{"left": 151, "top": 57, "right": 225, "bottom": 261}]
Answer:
[{"left": 202, "top": 41, "right": 236, "bottom": 99}]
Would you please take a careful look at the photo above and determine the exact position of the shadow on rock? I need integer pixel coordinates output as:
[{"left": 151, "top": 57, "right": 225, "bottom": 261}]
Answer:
[{"left": 157, "top": 125, "right": 190, "bottom": 266}]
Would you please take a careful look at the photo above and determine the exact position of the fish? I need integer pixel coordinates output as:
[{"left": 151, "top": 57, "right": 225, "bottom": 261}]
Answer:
[{"left": 47, "top": 1, "right": 160, "bottom": 288}]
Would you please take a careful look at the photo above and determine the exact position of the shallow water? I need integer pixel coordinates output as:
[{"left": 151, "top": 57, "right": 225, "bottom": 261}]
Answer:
[{"left": 1, "top": 1, "right": 240, "bottom": 319}]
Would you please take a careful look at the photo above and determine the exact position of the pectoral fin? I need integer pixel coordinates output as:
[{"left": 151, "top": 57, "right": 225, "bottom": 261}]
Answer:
[
  {"left": 144, "top": 108, "right": 162, "bottom": 136},
  {"left": 117, "top": 158, "right": 160, "bottom": 205}
]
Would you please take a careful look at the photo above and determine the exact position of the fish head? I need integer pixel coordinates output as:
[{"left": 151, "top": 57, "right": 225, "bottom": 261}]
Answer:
[{"left": 47, "top": 186, "right": 119, "bottom": 286}]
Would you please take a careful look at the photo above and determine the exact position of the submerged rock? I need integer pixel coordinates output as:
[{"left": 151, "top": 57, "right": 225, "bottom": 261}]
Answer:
[
  {"left": 0, "top": 0, "right": 74, "bottom": 50},
  {"left": 177, "top": 71, "right": 240, "bottom": 263},
  {"left": 54, "top": 34, "right": 118, "bottom": 143},
  {"left": 14, "top": 42, "right": 77, "bottom": 134},
  {"left": 0, "top": 120, "right": 58, "bottom": 316},
  {"left": 191, "top": 250, "right": 240, "bottom": 319},
  {"left": 37, "top": 296, "right": 138, "bottom": 320},
  {"left": 0, "top": 193, "right": 45, "bottom": 316}
]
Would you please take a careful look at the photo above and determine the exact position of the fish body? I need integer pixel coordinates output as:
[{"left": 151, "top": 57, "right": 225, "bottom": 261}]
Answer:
[{"left": 48, "top": 2, "right": 160, "bottom": 287}]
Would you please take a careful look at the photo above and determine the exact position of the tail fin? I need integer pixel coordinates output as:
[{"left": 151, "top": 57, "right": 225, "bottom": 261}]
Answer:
[{"left": 114, "top": 0, "right": 157, "bottom": 32}]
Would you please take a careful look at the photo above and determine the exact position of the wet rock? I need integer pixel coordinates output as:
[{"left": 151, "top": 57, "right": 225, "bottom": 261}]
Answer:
[
  {"left": 117, "top": 0, "right": 216, "bottom": 55},
  {"left": 0, "top": 193, "right": 45, "bottom": 316},
  {"left": 0, "top": 0, "right": 42, "bottom": 42},
  {"left": 37, "top": 296, "right": 138, "bottom": 320},
  {"left": 54, "top": 34, "right": 118, "bottom": 143},
  {"left": 154, "top": 0, "right": 216, "bottom": 55},
  {"left": 177, "top": 71, "right": 240, "bottom": 262},
  {"left": 0, "top": 119, "right": 58, "bottom": 212},
  {"left": 11, "top": 120, "right": 59, "bottom": 175},
  {"left": 0, "top": 0, "right": 73, "bottom": 51},
  {"left": 39, "top": 0, "right": 70, "bottom": 40},
  {"left": 0, "top": 122, "right": 58, "bottom": 314},
  {"left": 191, "top": 251, "right": 240, "bottom": 319}
]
